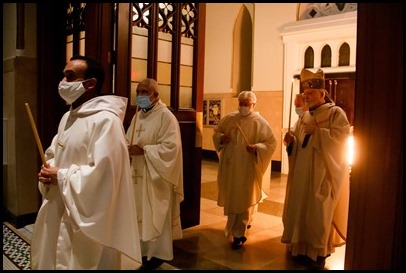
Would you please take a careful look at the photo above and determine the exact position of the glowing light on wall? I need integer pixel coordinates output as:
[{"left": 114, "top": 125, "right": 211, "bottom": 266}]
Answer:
[
  {"left": 347, "top": 135, "right": 354, "bottom": 165},
  {"left": 347, "top": 126, "right": 355, "bottom": 170}
]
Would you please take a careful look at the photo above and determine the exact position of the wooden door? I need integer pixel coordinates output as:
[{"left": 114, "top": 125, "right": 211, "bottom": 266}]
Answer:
[
  {"left": 87, "top": 3, "right": 206, "bottom": 229},
  {"left": 325, "top": 73, "right": 356, "bottom": 126}
]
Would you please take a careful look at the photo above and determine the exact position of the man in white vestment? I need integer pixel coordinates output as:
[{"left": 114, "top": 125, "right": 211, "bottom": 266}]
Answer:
[
  {"left": 212, "top": 91, "right": 277, "bottom": 250},
  {"left": 31, "top": 55, "right": 142, "bottom": 269},
  {"left": 126, "top": 78, "right": 184, "bottom": 270},
  {"left": 282, "top": 68, "right": 351, "bottom": 269}
]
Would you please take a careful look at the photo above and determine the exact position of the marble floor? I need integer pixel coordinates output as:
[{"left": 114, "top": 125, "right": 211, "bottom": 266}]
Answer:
[
  {"left": 164, "top": 159, "right": 346, "bottom": 270},
  {"left": 12, "top": 159, "right": 346, "bottom": 270}
]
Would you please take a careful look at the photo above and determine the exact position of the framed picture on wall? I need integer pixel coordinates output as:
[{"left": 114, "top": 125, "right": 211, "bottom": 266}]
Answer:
[{"left": 203, "top": 99, "right": 221, "bottom": 126}]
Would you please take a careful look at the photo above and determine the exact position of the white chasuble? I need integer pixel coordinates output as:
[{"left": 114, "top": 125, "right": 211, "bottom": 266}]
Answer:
[
  {"left": 126, "top": 100, "right": 184, "bottom": 261},
  {"left": 282, "top": 103, "right": 350, "bottom": 260},
  {"left": 212, "top": 111, "right": 277, "bottom": 215}
]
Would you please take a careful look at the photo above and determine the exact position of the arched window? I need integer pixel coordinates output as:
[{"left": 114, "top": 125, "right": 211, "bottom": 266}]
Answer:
[
  {"left": 321, "top": 44, "right": 332, "bottom": 67},
  {"left": 231, "top": 4, "right": 252, "bottom": 94},
  {"left": 304, "top": 46, "right": 314, "bottom": 68},
  {"left": 339, "top": 42, "right": 350, "bottom": 66}
]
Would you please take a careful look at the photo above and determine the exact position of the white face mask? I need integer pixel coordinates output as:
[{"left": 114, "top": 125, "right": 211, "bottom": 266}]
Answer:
[
  {"left": 58, "top": 80, "right": 87, "bottom": 105},
  {"left": 238, "top": 106, "right": 252, "bottom": 117},
  {"left": 295, "top": 107, "right": 305, "bottom": 116}
]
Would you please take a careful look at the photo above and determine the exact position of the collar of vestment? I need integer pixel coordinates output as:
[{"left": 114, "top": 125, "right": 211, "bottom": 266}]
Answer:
[
  {"left": 309, "top": 102, "right": 327, "bottom": 113},
  {"left": 309, "top": 102, "right": 335, "bottom": 115},
  {"left": 141, "top": 101, "right": 158, "bottom": 112}
]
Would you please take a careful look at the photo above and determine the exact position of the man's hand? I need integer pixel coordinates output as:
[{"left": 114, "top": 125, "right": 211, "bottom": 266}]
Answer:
[
  {"left": 246, "top": 144, "right": 257, "bottom": 154},
  {"left": 128, "top": 144, "right": 144, "bottom": 156},
  {"left": 38, "top": 165, "right": 59, "bottom": 185},
  {"left": 283, "top": 132, "right": 294, "bottom": 146},
  {"left": 304, "top": 122, "right": 316, "bottom": 134},
  {"left": 220, "top": 134, "right": 231, "bottom": 144}
]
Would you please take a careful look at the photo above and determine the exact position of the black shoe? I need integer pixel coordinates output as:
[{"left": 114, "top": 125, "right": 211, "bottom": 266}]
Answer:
[
  {"left": 291, "top": 254, "right": 308, "bottom": 265},
  {"left": 231, "top": 236, "right": 247, "bottom": 250},
  {"left": 306, "top": 256, "right": 327, "bottom": 270},
  {"left": 138, "top": 257, "right": 165, "bottom": 270}
]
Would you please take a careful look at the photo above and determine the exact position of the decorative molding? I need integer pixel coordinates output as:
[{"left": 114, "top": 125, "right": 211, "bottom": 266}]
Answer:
[
  {"left": 280, "top": 11, "right": 357, "bottom": 36},
  {"left": 297, "top": 3, "right": 357, "bottom": 21}
]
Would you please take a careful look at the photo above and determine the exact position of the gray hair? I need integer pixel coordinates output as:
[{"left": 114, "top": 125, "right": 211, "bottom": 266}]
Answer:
[{"left": 238, "top": 91, "right": 257, "bottom": 104}]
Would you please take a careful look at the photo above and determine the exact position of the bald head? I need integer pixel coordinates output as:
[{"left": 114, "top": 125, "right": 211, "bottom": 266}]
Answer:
[{"left": 136, "top": 78, "right": 159, "bottom": 96}]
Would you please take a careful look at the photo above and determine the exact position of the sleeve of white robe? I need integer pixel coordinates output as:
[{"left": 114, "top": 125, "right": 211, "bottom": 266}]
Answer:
[
  {"left": 253, "top": 119, "right": 277, "bottom": 196},
  {"left": 142, "top": 108, "right": 184, "bottom": 240},
  {"left": 312, "top": 106, "right": 350, "bottom": 244},
  {"left": 143, "top": 109, "right": 183, "bottom": 195},
  {"left": 212, "top": 113, "right": 236, "bottom": 153}
]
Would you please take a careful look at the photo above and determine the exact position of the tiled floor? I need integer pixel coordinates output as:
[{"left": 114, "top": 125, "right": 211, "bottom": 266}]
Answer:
[
  {"left": 166, "top": 159, "right": 346, "bottom": 270},
  {"left": 13, "top": 159, "right": 345, "bottom": 270}
]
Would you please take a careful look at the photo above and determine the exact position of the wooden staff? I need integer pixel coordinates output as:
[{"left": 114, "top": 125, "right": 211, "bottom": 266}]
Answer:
[
  {"left": 25, "top": 103, "right": 47, "bottom": 166},
  {"left": 237, "top": 123, "right": 250, "bottom": 145},
  {"left": 288, "top": 78, "right": 294, "bottom": 133},
  {"left": 130, "top": 105, "right": 139, "bottom": 144}
]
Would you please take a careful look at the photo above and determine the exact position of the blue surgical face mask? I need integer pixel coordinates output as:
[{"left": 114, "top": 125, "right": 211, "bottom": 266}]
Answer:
[{"left": 136, "top": 94, "right": 153, "bottom": 109}]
